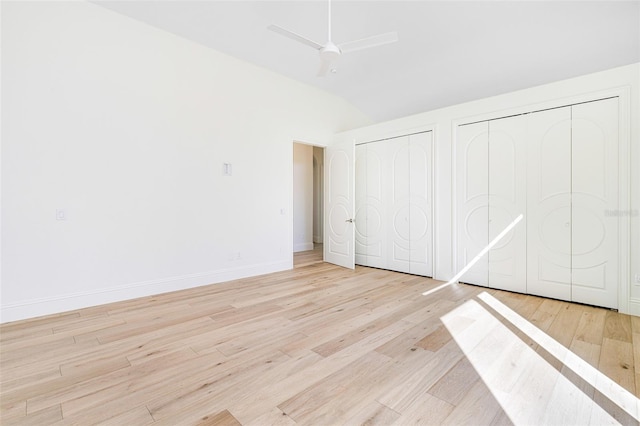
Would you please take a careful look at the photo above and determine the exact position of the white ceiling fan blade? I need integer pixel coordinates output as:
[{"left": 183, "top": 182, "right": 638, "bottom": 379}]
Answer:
[
  {"left": 339, "top": 32, "right": 399, "bottom": 54},
  {"left": 317, "top": 58, "right": 333, "bottom": 77},
  {"left": 268, "top": 25, "right": 323, "bottom": 50}
]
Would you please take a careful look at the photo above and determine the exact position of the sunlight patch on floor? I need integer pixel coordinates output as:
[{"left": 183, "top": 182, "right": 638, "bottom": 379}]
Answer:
[
  {"left": 441, "top": 295, "right": 634, "bottom": 425},
  {"left": 477, "top": 292, "right": 640, "bottom": 422}
]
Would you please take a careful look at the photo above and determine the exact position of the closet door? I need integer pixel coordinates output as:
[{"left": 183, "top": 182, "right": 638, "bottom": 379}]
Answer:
[
  {"left": 355, "top": 142, "right": 388, "bottom": 269},
  {"left": 526, "top": 107, "right": 572, "bottom": 300},
  {"left": 488, "top": 116, "right": 527, "bottom": 293},
  {"left": 409, "top": 132, "right": 433, "bottom": 276},
  {"left": 388, "top": 136, "right": 412, "bottom": 274},
  {"left": 456, "top": 122, "right": 489, "bottom": 286},
  {"left": 571, "top": 98, "right": 618, "bottom": 309},
  {"left": 355, "top": 144, "right": 368, "bottom": 267},
  {"left": 355, "top": 132, "right": 433, "bottom": 276}
]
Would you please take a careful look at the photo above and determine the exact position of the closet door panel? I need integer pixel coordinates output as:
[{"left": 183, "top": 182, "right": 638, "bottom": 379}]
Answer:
[
  {"left": 409, "top": 132, "right": 433, "bottom": 276},
  {"left": 388, "top": 136, "right": 411, "bottom": 274},
  {"left": 526, "top": 107, "right": 572, "bottom": 300},
  {"left": 571, "top": 98, "right": 618, "bottom": 308},
  {"left": 488, "top": 116, "right": 527, "bottom": 293},
  {"left": 355, "top": 144, "right": 368, "bottom": 266},
  {"left": 364, "top": 141, "right": 389, "bottom": 270},
  {"left": 456, "top": 122, "right": 489, "bottom": 286}
]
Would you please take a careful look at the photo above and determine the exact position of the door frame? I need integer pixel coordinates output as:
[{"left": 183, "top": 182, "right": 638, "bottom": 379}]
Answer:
[{"left": 290, "top": 139, "right": 327, "bottom": 267}]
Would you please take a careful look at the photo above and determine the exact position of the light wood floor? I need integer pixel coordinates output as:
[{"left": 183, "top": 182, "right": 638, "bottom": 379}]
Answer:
[
  {"left": 1, "top": 256, "right": 639, "bottom": 425},
  {"left": 293, "top": 244, "right": 323, "bottom": 268}
]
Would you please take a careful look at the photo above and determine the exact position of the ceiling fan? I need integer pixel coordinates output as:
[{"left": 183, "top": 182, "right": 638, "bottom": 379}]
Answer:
[{"left": 268, "top": 0, "right": 399, "bottom": 77}]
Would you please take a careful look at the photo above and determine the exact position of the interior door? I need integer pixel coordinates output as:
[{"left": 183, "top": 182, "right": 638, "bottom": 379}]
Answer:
[
  {"left": 526, "top": 106, "right": 572, "bottom": 300},
  {"left": 456, "top": 121, "right": 489, "bottom": 286},
  {"left": 324, "top": 138, "right": 355, "bottom": 269},
  {"left": 571, "top": 98, "right": 618, "bottom": 308}
]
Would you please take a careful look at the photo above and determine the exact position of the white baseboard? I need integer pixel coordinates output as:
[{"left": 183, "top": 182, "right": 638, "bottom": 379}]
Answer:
[
  {"left": 627, "top": 297, "right": 640, "bottom": 316},
  {"left": 293, "top": 242, "right": 314, "bottom": 252},
  {"left": 0, "top": 260, "right": 291, "bottom": 324}
]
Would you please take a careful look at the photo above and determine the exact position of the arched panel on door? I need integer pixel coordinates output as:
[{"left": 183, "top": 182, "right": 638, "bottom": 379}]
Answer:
[
  {"left": 488, "top": 115, "right": 526, "bottom": 293},
  {"left": 526, "top": 106, "right": 572, "bottom": 301},
  {"left": 325, "top": 139, "right": 355, "bottom": 269},
  {"left": 571, "top": 98, "right": 619, "bottom": 309},
  {"left": 456, "top": 122, "right": 489, "bottom": 287}
]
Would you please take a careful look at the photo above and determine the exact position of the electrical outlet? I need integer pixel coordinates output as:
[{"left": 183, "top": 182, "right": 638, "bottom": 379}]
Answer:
[
  {"left": 635, "top": 274, "right": 640, "bottom": 284},
  {"left": 56, "top": 209, "right": 66, "bottom": 221}
]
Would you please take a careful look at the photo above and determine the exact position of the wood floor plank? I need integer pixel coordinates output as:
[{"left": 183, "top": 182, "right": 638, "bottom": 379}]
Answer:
[
  {"left": 311, "top": 299, "right": 417, "bottom": 357},
  {"left": 194, "top": 409, "right": 241, "bottom": 426},
  {"left": 0, "top": 398, "right": 25, "bottom": 422},
  {"left": 231, "top": 318, "right": 420, "bottom": 424},
  {"left": 58, "top": 349, "right": 227, "bottom": 418},
  {"left": 146, "top": 351, "right": 291, "bottom": 421},
  {"left": 1, "top": 256, "right": 638, "bottom": 425},
  {"left": 3, "top": 403, "right": 62, "bottom": 426},
  {"left": 529, "top": 298, "right": 565, "bottom": 331},
  {"left": 345, "top": 400, "right": 401, "bottom": 425},
  {"left": 227, "top": 350, "right": 325, "bottom": 424},
  {"left": 598, "top": 337, "right": 635, "bottom": 394},
  {"left": 546, "top": 302, "right": 584, "bottom": 347},
  {"left": 427, "top": 357, "right": 481, "bottom": 406},
  {"left": 604, "top": 311, "right": 633, "bottom": 343},
  {"left": 244, "top": 407, "right": 297, "bottom": 426},
  {"left": 633, "top": 317, "right": 640, "bottom": 400},
  {"left": 25, "top": 348, "right": 199, "bottom": 415},
  {"left": 574, "top": 309, "right": 607, "bottom": 345},
  {"left": 440, "top": 380, "right": 505, "bottom": 426},
  {"left": 391, "top": 392, "right": 455, "bottom": 425},
  {"left": 93, "top": 405, "right": 155, "bottom": 426},
  {"left": 376, "top": 339, "right": 465, "bottom": 413},
  {"left": 561, "top": 339, "right": 601, "bottom": 399},
  {"left": 278, "top": 351, "right": 396, "bottom": 424},
  {"left": 0, "top": 313, "right": 80, "bottom": 342},
  {"left": 415, "top": 324, "right": 453, "bottom": 352},
  {"left": 374, "top": 319, "right": 441, "bottom": 358}
]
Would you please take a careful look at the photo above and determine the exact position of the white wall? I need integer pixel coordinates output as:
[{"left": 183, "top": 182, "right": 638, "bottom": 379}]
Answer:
[
  {"left": 293, "top": 143, "right": 313, "bottom": 252},
  {"left": 335, "top": 63, "right": 640, "bottom": 315},
  {"left": 0, "top": 1, "right": 371, "bottom": 322}
]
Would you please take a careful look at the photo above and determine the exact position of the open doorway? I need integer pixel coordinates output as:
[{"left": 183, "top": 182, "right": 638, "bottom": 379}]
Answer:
[{"left": 293, "top": 142, "right": 324, "bottom": 268}]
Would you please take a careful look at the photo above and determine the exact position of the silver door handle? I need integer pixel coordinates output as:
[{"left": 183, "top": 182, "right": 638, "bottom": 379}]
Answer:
[{"left": 345, "top": 218, "right": 354, "bottom": 223}]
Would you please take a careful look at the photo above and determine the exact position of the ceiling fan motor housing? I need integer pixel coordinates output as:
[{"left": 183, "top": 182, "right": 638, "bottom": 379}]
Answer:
[{"left": 320, "top": 42, "right": 341, "bottom": 60}]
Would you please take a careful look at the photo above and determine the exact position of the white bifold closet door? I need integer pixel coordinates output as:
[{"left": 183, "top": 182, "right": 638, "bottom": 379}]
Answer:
[
  {"left": 457, "top": 97, "right": 619, "bottom": 308},
  {"left": 355, "top": 132, "right": 433, "bottom": 276},
  {"left": 456, "top": 122, "right": 489, "bottom": 286},
  {"left": 527, "top": 98, "right": 619, "bottom": 308},
  {"left": 488, "top": 115, "right": 527, "bottom": 293},
  {"left": 456, "top": 117, "right": 527, "bottom": 292},
  {"left": 355, "top": 141, "right": 387, "bottom": 270},
  {"left": 526, "top": 106, "right": 572, "bottom": 300}
]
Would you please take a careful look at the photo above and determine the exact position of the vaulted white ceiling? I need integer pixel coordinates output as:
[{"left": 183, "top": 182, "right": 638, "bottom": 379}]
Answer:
[{"left": 95, "top": 1, "right": 640, "bottom": 123}]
